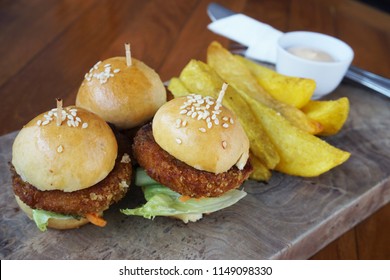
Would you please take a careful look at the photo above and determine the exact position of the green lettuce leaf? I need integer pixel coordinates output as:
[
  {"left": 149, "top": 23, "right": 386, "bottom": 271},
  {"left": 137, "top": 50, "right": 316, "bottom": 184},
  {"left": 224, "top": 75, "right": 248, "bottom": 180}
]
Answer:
[
  {"left": 121, "top": 168, "right": 247, "bottom": 223},
  {"left": 32, "top": 209, "right": 78, "bottom": 232}
]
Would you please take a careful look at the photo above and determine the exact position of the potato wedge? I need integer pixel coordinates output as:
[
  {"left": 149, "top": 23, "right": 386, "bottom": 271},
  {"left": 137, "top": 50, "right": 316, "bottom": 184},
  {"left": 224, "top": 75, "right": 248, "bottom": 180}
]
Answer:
[
  {"left": 243, "top": 96, "right": 350, "bottom": 176},
  {"left": 168, "top": 77, "right": 190, "bottom": 97},
  {"left": 207, "top": 41, "right": 322, "bottom": 134},
  {"left": 235, "top": 55, "right": 315, "bottom": 109},
  {"left": 302, "top": 97, "right": 350, "bottom": 136},
  {"left": 249, "top": 154, "right": 272, "bottom": 181},
  {"left": 178, "top": 59, "right": 280, "bottom": 170}
]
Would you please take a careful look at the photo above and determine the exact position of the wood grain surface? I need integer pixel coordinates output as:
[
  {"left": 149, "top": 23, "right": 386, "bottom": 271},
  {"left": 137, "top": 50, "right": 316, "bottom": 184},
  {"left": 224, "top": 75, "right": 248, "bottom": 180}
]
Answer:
[{"left": 0, "top": 0, "right": 389, "bottom": 259}]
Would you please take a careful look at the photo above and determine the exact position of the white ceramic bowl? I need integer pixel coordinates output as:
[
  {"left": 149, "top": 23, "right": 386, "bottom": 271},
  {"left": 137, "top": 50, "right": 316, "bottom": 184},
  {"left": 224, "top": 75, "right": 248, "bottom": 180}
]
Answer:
[{"left": 276, "top": 31, "right": 354, "bottom": 99}]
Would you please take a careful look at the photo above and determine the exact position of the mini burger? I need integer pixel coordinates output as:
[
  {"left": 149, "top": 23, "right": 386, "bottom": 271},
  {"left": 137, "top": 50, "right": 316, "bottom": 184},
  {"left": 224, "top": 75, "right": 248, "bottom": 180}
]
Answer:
[
  {"left": 11, "top": 103, "right": 132, "bottom": 231},
  {"left": 76, "top": 43, "right": 166, "bottom": 130},
  {"left": 122, "top": 84, "right": 252, "bottom": 222}
]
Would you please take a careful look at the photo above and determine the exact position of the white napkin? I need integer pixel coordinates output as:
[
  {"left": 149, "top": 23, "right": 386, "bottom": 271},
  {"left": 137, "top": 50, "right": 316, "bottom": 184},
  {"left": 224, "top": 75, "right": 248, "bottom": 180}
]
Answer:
[{"left": 207, "top": 14, "right": 283, "bottom": 64}]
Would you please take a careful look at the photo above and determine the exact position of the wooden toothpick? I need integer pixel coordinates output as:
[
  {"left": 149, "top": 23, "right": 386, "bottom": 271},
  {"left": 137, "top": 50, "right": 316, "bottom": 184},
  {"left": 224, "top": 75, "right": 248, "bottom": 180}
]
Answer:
[
  {"left": 56, "top": 98, "right": 63, "bottom": 126},
  {"left": 125, "top": 43, "right": 132, "bottom": 67},
  {"left": 217, "top": 83, "right": 228, "bottom": 105}
]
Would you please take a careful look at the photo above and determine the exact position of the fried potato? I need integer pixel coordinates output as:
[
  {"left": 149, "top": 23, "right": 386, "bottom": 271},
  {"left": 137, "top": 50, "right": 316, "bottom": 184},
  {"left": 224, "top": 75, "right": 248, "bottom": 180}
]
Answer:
[
  {"left": 302, "top": 98, "right": 350, "bottom": 136},
  {"left": 235, "top": 55, "right": 315, "bottom": 109},
  {"left": 207, "top": 42, "right": 322, "bottom": 134},
  {"left": 167, "top": 77, "right": 190, "bottom": 97},
  {"left": 249, "top": 154, "right": 272, "bottom": 181},
  {"left": 244, "top": 97, "right": 350, "bottom": 176},
  {"left": 178, "top": 59, "right": 280, "bottom": 171}
]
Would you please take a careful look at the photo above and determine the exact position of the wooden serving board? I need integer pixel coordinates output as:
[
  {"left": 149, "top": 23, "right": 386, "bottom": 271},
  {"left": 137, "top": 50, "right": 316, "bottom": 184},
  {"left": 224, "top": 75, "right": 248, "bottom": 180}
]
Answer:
[{"left": 1, "top": 83, "right": 389, "bottom": 260}]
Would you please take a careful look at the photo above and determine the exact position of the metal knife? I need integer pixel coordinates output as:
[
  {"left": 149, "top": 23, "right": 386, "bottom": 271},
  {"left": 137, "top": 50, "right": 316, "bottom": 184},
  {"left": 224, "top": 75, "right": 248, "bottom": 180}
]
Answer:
[{"left": 207, "top": 2, "right": 390, "bottom": 98}]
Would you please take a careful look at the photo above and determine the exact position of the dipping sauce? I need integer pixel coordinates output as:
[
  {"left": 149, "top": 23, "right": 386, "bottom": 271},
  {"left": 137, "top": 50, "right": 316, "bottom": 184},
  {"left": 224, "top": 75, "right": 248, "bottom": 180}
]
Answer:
[{"left": 287, "top": 46, "right": 336, "bottom": 62}]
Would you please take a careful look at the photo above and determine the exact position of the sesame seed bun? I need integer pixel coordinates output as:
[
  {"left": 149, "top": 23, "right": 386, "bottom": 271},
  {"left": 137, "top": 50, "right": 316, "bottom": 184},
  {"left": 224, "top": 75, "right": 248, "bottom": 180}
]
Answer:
[
  {"left": 76, "top": 57, "right": 166, "bottom": 130},
  {"left": 12, "top": 107, "right": 118, "bottom": 192},
  {"left": 152, "top": 95, "right": 250, "bottom": 174},
  {"left": 15, "top": 195, "right": 90, "bottom": 230}
]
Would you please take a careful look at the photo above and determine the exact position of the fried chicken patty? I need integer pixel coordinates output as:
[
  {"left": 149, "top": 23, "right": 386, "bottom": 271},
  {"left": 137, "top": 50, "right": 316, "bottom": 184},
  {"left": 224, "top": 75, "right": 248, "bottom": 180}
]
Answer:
[
  {"left": 133, "top": 123, "right": 252, "bottom": 197},
  {"left": 12, "top": 133, "right": 132, "bottom": 217}
]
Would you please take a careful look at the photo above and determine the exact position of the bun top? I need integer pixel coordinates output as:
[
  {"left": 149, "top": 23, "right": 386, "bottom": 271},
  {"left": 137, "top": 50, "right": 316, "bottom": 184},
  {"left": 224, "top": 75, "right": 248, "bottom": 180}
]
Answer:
[
  {"left": 12, "top": 106, "right": 117, "bottom": 192},
  {"left": 152, "top": 94, "right": 250, "bottom": 174},
  {"left": 76, "top": 57, "right": 166, "bottom": 130}
]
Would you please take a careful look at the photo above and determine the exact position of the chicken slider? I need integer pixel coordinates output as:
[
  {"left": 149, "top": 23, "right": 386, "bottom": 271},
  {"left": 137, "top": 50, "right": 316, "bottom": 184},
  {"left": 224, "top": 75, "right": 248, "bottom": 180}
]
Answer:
[
  {"left": 76, "top": 43, "right": 166, "bottom": 130},
  {"left": 11, "top": 104, "right": 132, "bottom": 231},
  {"left": 122, "top": 84, "right": 252, "bottom": 222}
]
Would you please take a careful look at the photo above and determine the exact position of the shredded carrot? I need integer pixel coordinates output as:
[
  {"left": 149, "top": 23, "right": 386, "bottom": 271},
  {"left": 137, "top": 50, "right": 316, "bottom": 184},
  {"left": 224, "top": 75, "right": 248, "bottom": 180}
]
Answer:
[
  {"left": 179, "top": 195, "right": 191, "bottom": 202},
  {"left": 85, "top": 213, "right": 107, "bottom": 227}
]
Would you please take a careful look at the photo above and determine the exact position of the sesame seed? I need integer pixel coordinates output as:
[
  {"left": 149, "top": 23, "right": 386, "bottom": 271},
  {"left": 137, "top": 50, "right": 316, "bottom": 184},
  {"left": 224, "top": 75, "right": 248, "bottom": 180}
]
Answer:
[
  {"left": 214, "top": 118, "right": 220, "bottom": 125},
  {"left": 176, "top": 138, "right": 182, "bottom": 144},
  {"left": 222, "top": 116, "right": 229, "bottom": 121},
  {"left": 230, "top": 118, "right": 234, "bottom": 124},
  {"left": 42, "top": 120, "right": 50, "bottom": 126},
  {"left": 186, "top": 111, "right": 192, "bottom": 116},
  {"left": 182, "top": 120, "right": 187, "bottom": 127},
  {"left": 57, "top": 145, "right": 64, "bottom": 153},
  {"left": 222, "top": 141, "right": 227, "bottom": 149},
  {"left": 222, "top": 123, "right": 229, "bottom": 128},
  {"left": 180, "top": 110, "right": 187, "bottom": 115},
  {"left": 113, "top": 69, "right": 120, "bottom": 73},
  {"left": 207, "top": 122, "right": 212, "bottom": 129},
  {"left": 199, "top": 127, "right": 206, "bottom": 133},
  {"left": 82, "top": 123, "right": 88, "bottom": 129},
  {"left": 37, "top": 120, "right": 42, "bottom": 126},
  {"left": 191, "top": 112, "right": 197, "bottom": 118},
  {"left": 104, "top": 64, "right": 111, "bottom": 67},
  {"left": 175, "top": 119, "right": 181, "bottom": 128}
]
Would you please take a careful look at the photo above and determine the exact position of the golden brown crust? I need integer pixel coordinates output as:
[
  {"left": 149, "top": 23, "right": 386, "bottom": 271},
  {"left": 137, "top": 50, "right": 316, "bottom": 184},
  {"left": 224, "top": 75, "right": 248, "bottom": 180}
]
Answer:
[
  {"left": 12, "top": 132, "right": 132, "bottom": 217},
  {"left": 152, "top": 96, "right": 250, "bottom": 173},
  {"left": 133, "top": 123, "right": 252, "bottom": 197},
  {"left": 76, "top": 57, "right": 166, "bottom": 129},
  {"left": 11, "top": 106, "right": 118, "bottom": 192}
]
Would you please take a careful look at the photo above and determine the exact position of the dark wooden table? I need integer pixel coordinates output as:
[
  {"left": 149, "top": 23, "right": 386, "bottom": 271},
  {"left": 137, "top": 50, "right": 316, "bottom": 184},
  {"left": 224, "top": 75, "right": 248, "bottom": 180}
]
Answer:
[{"left": 1, "top": 0, "right": 389, "bottom": 259}]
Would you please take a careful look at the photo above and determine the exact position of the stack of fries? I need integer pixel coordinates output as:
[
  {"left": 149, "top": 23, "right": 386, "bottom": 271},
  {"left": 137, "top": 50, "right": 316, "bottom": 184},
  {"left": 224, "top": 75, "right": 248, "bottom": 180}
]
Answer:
[{"left": 168, "top": 41, "right": 350, "bottom": 181}]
